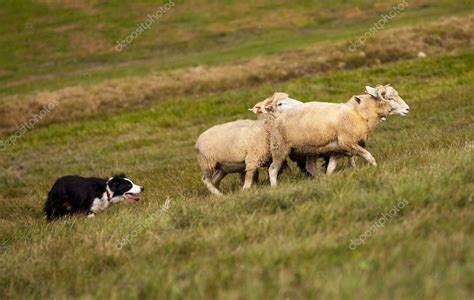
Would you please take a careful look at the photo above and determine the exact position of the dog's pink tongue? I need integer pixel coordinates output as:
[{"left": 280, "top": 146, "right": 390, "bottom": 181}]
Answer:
[{"left": 126, "top": 194, "right": 140, "bottom": 201}]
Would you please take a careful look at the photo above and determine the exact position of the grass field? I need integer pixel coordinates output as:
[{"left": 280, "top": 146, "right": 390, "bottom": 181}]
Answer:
[{"left": 0, "top": 0, "right": 473, "bottom": 299}]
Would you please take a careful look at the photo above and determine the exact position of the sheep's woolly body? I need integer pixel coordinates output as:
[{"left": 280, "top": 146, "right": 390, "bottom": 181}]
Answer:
[
  {"left": 268, "top": 93, "right": 395, "bottom": 186},
  {"left": 196, "top": 115, "right": 276, "bottom": 195},
  {"left": 254, "top": 97, "right": 354, "bottom": 176},
  {"left": 196, "top": 118, "right": 273, "bottom": 172},
  {"left": 277, "top": 94, "right": 391, "bottom": 151}
]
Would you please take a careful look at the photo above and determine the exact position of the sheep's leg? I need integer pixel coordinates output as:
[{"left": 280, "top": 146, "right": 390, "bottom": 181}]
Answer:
[
  {"left": 243, "top": 168, "right": 257, "bottom": 190},
  {"left": 270, "top": 131, "right": 291, "bottom": 187},
  {"left": 268, "top": 161, "right": 286, "bottom": 182},
  {"left": 305, "top": 155, "right": 319, "bottom": 177},
  {"left": 202, "top": 171, "right": 223, "bottom": 196},
  {"left": 241, "top": 170, "right": 258, "bottom": 186},
  {"left": 348, "top": 156, "right": 356, "bottom": 168},
  {"left": 212, "top": 169, "right": 227, "bottom": 188},
  {"left": 278, "top": 160, "right": 290, "bottom": 175},
  {"left": 239, "top": 173, "right": 245, "bottom": 184},
  {"left": 326, "top": 155, "right": 338, "bottom": 175},
  {"left": 253, "top": 171, "right": 259, "bottom": 184},
  {"left": 269, "top": 155, "right": 288, "bottom": 187},
  {"left": 269, "top": 146, "right": 291, "bottom": 187},
  {"left": 321, "top": 154, "right": 329, "bottom": 171},
  {"left": 288, "top": 153, "right": 310, "bottom": 176},
  {"left": 350, "top": 145, "right": 377, "bottom": 167},
  {"left": 297, "top": 159, "right": 311, "bottom": 176}
]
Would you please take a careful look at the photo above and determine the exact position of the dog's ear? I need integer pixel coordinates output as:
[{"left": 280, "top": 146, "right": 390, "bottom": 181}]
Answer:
[
  {"left": 108, "top": 174, "right": 126, "bottom": 190},
  {"left": 113, "top": 173, "right": 126, "bottom": 179}
]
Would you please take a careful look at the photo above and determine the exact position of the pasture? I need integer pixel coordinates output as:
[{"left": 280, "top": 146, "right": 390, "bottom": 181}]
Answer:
[{"left": 0, "top": 0, "right": 473, "bottom": 299}]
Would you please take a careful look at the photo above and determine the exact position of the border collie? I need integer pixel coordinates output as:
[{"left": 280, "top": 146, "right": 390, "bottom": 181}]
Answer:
[{"left": 44, "top": 173, "right": 144, "bottom": 221}]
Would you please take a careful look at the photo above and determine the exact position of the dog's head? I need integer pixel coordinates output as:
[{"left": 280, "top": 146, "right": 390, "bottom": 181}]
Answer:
[{"left": 107, "top": 173, "right": 144, "bottom": 203}]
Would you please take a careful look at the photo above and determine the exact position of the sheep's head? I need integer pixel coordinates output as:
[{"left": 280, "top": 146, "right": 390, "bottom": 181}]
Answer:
[
  {"left": 249, "top": 92, "right": 302, "bottom": 115},
  {"left": 365, "top": 85, "right": 410, "bottom": 116},
  {"left": 273, "top": 97, "right": 303, "bottom": 113},
  {"left": 249, "top": 97, "right": 274, "bottom": 114}
]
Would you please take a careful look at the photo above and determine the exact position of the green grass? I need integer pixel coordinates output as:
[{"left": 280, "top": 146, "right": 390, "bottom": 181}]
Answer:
[
  {"left": 1, "top": 0, "right": 473, "bottom": 298},
  {"left": 1, "top": 50, "right": 473, "bottom": 298},
  {"left": 0, "top": 0, "right": 472, "bottom": 95}
]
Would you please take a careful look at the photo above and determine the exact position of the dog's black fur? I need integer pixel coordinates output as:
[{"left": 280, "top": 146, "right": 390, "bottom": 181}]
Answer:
[{"left": 43, "top": 173, "right": 143, "bottom": 221}]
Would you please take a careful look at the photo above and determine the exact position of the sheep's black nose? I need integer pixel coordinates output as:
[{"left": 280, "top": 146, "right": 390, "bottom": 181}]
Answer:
[{"left": 141, "top": 187, "right": 145, "bottom": 192}]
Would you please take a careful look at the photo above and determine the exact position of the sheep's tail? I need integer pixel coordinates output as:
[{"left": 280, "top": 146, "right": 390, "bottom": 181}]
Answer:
[
  {"left": 196, "top": 151, "right": 218, "bottom": 176},
  {"left": 196, "top": 151, "right": 224, "bottom": 196}
]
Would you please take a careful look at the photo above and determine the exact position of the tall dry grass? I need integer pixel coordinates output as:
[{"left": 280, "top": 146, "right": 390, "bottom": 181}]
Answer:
[{"left": 0, "top": 15, "right": 472, "bottom": 133}]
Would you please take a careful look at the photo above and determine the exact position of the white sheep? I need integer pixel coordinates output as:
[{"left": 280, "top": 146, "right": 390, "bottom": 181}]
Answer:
[
  {"left": 216, "top": 92, "right": 303, "bottom": 185},
  {"left": 268, "top": 84, "right": 409, "bottom": 186},
  {"left": 249, "top": 95, "right": 315, "bottom": 175},
  {"left": 251, "top": 95, "right": 358, "bottom": 176},
  {"left": 196, "top": 92, "right": 297, "bottom": 196}
]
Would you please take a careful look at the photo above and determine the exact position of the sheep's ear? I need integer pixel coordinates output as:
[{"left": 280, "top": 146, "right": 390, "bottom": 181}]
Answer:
[
  {"left": 248, "top": 108, "right": 254, "bottom": 112},
  {"left": 354, "top": 95, "right": 363, "bottom": 104},
  {"left": 272, "top": 92, "right": 288, "bottom": 100},
  {"left": 365, "top": 86, "right": 378, "bottom": 98},
  {"left": 265, "top": 104, "right": 275, "bottom": 112}
]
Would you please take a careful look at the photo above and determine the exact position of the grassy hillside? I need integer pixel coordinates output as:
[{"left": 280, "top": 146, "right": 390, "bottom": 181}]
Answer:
[
  {"left": 0, "top": 1, "right": 473, "bottom": 299},
  {"left": 1, "top": 0, "right": 472, "bottom": 95}
]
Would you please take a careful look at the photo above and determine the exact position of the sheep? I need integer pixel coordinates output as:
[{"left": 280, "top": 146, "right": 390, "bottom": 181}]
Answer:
[
  {"left": 268, "top": 84, "right": 409, "bottom": 187},
  {"left": 249, "top": 94, "right": 315, "bottom": 175},
  {"left": 197, "top": 93, "right": 290, "bottom": 195},
  {"left": 196, "top": 92, "right": 295, "bottom": 196},
  {"left": 214, "top": 92, "right": 302, "bottom": 185},
  {"left": 250, "top": 95, "right": 359, "bottom": 176},
  {"left": 244, "top": 93, "right": 305, "bottom": 179}
]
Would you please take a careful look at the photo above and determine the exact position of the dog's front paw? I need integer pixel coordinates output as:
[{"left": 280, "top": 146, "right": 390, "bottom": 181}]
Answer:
[{"left": 87, "top": 213, "right": 96, "bottom": 218}]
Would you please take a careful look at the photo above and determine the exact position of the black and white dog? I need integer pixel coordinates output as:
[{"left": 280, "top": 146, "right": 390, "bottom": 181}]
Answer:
[{"left": 44, "top": 173, "right": 144, "bottom": 221}]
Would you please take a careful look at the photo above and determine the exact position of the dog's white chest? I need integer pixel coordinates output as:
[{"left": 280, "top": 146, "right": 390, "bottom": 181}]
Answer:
[{"left": 90, "top": 197, "right": 110, "bottom": 213}]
